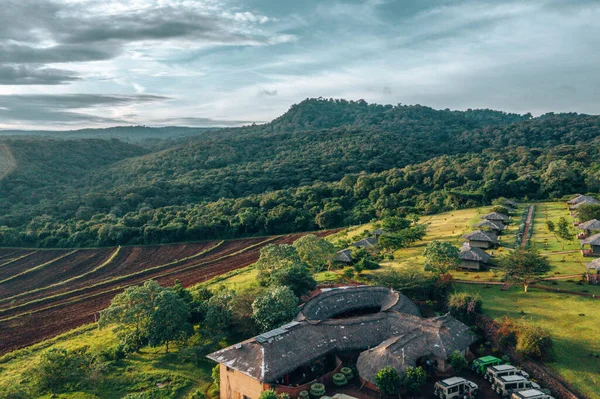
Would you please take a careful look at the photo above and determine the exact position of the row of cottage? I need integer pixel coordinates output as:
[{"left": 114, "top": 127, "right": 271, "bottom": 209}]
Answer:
[
  {"left": 567, "top": 194, "right": 600, "bottom": 284},
  {"left": 458, "top": 200, "right": 517, "bottom": 271}
]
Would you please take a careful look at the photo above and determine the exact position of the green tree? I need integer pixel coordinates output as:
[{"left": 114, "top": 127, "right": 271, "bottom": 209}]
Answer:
[
  {"left": 29, "top": 347, "right": 98, "bottom": 395},
  {"left": 423, "top": 241, "right": 460, "bottom": 275},
  {"left": 576, "top": 204, "right": 600, "bottom": 223},
  {"left": 252, "top": 286, "right": 299, "bottom": 332},
  {"left": 545, "top": 220, "right": 555, "bottom": 233},
  {"left": 147, "top": 290, "right": 193, "bottom": 353},
  {"left": 293, "top": 234, "right": 335, "bottom": 272},
  {"left": 270, "top": 264, "right": 316, "bottom": 297},
  {"left": 259, "top": 390, "right": 279, "bottom": 399},
  {"left": 381, "top": 216, "right": 411, "bottom": 232},
  {"left": 375, "top": 366, "right": 401, "bottom": 396},
  {"left": 255, "top": 244, "right": 305, "bottom": 283},
  {"left": 447, "top": 292, "right": 482, "bottom": 324},
  {"left": 515, "top": 324, "right": 554, "bottom": 360},
  {"left": 402, "top": 366, "right": 426, "bottom": 394},
  {"left": 449, "top": 350, "right": 468, "bottom": 372},
  {"left": 500, "top": 247, "right": 552, "bottom": 292}
]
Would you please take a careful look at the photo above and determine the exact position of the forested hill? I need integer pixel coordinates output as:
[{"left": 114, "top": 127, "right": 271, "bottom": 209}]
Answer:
[{"left": 0, "top": 98, "right": 599, "bottom": 248}]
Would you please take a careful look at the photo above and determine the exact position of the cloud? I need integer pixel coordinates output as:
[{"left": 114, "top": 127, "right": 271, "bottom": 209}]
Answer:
[
  {"left": 261, "top": 89, "right": 278, "bottom": 96},
  {"left": 0, "top": 93, "right": 169, "bottom": 123},
  {"left": 148, "top": 116, "right": 257, "bottom": 127},
  {"left": 0, "top": 65, "right": 79, "bottom": 85}
]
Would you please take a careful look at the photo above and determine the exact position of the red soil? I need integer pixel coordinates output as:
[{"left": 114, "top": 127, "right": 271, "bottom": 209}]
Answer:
[{"left": 0, "top": 231, "right": 334, "bottom": 355}]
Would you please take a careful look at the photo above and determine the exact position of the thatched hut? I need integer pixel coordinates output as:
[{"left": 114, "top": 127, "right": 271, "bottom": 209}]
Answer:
[
  {"left": 581, "top": 233, "right": 600, "bottom": 256},
  {"left": 474, "top": 220, "right": 505, "bottom": 235},
  {"left": 569, "top": 196, "right": 599, "bottom": 210},
  {"left": 458, "top": 244, "right": 491, "bottom": 270},
  {"left": 586, "top": 258, "right": 600, "bottom": 284},
  {"left": 333, "top": 249, "right": 353, "bottom": 265},
  {"left": 351, "top": 237, "right": 378, "bottom": 249},
  {"left": 567, "top": 194, "right": 584, "bottom": 205},
  {"left": 481, "top": 212, "right": 509, "bottom": 222},
  {"left": 577, "top": 219, "right": 600, "bottom": 239},
  {"left": 462, "top": 230, "right": 498, "bottom": 249}
]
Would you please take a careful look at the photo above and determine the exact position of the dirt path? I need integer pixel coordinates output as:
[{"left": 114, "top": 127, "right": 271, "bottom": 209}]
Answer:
[
  {"left": 521, "top": 204, "right": 534, "bottom": 247},
  {"left": 0, "top": 142, "right": 16, "bottom": 180}
]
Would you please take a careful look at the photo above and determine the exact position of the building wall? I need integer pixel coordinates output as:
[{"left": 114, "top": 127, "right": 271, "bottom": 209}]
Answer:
[
  {"left": 220, "top": 364, "right": 265, "bottom": 399},
  {"left": 459, "top": 260, "right": 481, "bottom": 270},
  {"left": 469, "top": 240, "right": 491, "bottom": 249}
]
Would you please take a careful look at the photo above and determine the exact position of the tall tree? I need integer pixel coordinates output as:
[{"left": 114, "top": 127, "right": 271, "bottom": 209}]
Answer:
[
  {"left": 500, "top": 247, "right": 552, "bottom": 292},
  {"left": 293, "top": 234, "right": 335, "bottom": 272},
  {"left": 423, "top": 241, "right": 460, "bottom": 275},
  {"left": 148, "top": 290, "right": 193, "bottom": 353},
  {"left": 252, "top": 286, "right": 299, "bottom": 332}
]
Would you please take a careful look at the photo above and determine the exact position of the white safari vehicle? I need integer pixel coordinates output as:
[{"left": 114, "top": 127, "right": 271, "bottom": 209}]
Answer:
[
  {"left": 434, "top": 377, "right": 479, "bottom": 399},
  {"left": 485, "top": 364, "right": 530, "bottom": 383},
  {"left": 511, "top": 389, "right": 555, "bottom": 399},
  {"left": 492, "top": 375, "right": 540, "bottom": 397}
]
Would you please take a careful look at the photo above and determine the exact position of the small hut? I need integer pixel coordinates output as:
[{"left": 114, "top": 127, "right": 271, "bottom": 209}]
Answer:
[
  {"left": 569, "top": 196, "right": 600, "bottom": 210},
  {"left": 462, "top": 230, "right": 498, "bottom": 249},
  {"left": 504, "top": 200, "right": 519, "bottom": 208},
  {"left": 458, "top": 244, "right": 491, "bottom": 270},
  {"left": 577, "top": 219, "right": 600, "bottom": 239},
  {"left": 481, "top": 212, "right": 510, "bottom": 223},
  {"left": 474, "top": 220, "right": 505, "bottom": 235},
  {"left": 351, "top": 237, "right": 378, "bottom": 249},
  {"left": 586, "top": 258, "right": 600, "bottom": 284},
  {"left": 580, "top": 233, "right": 600, "bottom": 257},
  {"left": 333, "top": 249, "right": 353, "bottom": 265},
  {"left": 372, "top": 229, "right": 387, "bottom": 239},
  {"left": 567, "top": 194, "right": 584, "bottom": 205}
]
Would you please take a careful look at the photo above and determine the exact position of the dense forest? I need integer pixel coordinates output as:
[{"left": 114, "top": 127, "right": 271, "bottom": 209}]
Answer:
[{"left": 0, "top": 98, "right": 599, "bottom": 247}]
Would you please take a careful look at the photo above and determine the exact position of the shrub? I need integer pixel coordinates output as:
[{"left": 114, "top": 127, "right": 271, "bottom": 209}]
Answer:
[
  {"left": 212, "top": 364, "right": 220, "bottom": 387},
  {"left": 340, "top": 367, "right": 353, "bottom": 379},
  {"left": 259, "top": 390, "right": 278, "bottom": 399},
  {"left": 332, "top": 373, "right": 347, "bottom": 386},
  {"left": 374, "top": 366, "right": 400, "bottom": 395},
  {"left": 278, "top": 394, "right": 291, "bottom": 399},
  {"left": 299, "top": 390, "right": 310, "bottom": 399},
  {"left": 190, "top": 389, "right": 206, "bottom": 399},
  {"left": 447, "top": 292, "right": 482, "bottom": 324},
  {"left": 516, "top": 324, "right": 554, "bottom": 360},
  {"left": 310, "top": 383, "right": 325, "bottom": 397},
  {"left": 402, "top": 366, "right": 426, "bottom": 394},
  {"left": 449, "top": 351, "right": 468, "bottom": 372}
]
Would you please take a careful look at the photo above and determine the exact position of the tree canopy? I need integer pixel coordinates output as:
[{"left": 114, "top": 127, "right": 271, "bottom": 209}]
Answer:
[{"left": 500, "top": 247, "right": 552, "bottom": 292}]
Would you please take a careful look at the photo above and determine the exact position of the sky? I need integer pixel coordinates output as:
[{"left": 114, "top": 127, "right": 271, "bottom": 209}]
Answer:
[{"left": 0, "top": 0, "right": 599, "bottom": 130}]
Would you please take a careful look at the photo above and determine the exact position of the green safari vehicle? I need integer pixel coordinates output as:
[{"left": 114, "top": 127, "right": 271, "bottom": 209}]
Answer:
[{"left": 471, "top": 356, "right": 504, "bottom": 375}]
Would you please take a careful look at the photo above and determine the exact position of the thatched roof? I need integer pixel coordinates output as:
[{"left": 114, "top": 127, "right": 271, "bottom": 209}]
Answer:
[
  {"left": 333, "top": 249, "right": 353, "bottom": 264},
  {"left": 352, "top": 237, "right": 378, "bottom": 248},
  {"left": 459, "top": 244, "right": 491, "bottom": 262},
  {"left": 570, "top": 197, "right": 600, "bottom": 209},
  {"left": 567, "top": 194, "right": 584, "bottom": 205},
  {"left": 586, "top": 258, "right": 600, "bottom": 271},
  {"left": 578, "top": 219, "right": 600, "bottom": 231},
  {"left": 356, "top": 314, "right": 474, "bottom": 383},
  {"left": 207, "top": 287, "right": 472, "bottom": 384},
  {"left": 462, "top": 230, "right": 497, "bottom": 243},
  {"left": 474, "top": 220, "right": 505, "bottom": 231},
  {"left": 581, "top": 233, "right": 600, "bottom": 246},
  {"left": 504, "top": 200, "right": 519, "bottom": 208},
  {"left": 297, "top": 286, "right": 421, "bottom": 322},
  {"left": 372, "top": 229, "right": 387, "bottom": 236},
  {"left": 482, "top": 212, "right": 509, "bottom": 221}
]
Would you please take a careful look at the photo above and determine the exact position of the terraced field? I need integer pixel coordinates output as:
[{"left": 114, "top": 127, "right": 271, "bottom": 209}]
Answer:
[{"left": 0, "top": 231, "right": 331, "bottom": 354}]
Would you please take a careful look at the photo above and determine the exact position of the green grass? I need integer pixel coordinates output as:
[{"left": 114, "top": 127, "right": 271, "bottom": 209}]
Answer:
[
  {"left": 454, "top": 283, "right": 600, "bottom": 399},
  {"left": 0, "top": 323, "right": 215, "bottom": 399},
  {"left": 531, "top": 202, "right": 581, "bottom": 253}
]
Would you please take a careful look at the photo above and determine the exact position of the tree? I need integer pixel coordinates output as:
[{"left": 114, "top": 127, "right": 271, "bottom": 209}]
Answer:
[
  {"left": 381, "top": 216, "right": 411, "bottom": 232},
  {"left": 515, "top": 324, "right": 554, "bottom": 360},
  {"left": 378, "top": 225, "right": 427, "bottom": 251},
  {"left": 147, "top": 290, "right": 193, "bottom": 353},
  {"left": 449, "top": 351, "right": 468, "bottom": 372},
  {"left": 271, "top": 263, "right": 317, "bottom": 297},
  {"left": 423, "top": 241, "right": 460, "bottom": 275},
  {"left": 500, "top": 247, "right": 552, "bottom": 292},
  {"left": 576, "top": 204, "right": 600, "bottom": 223},
  {"left": 375, "top": 366, "right": 400, "bottom": 396},
  {"left": 557, "top": 217, "right": 573, "bottom": 240},
  {"left": 402, "top": 366, "right": 426, "bottom": 394},
  {"left": 447, "top": 292, "right": 482, "bottom": 324},
  {"left": 293, "top": 234, "right": 335, "bottom": 272},
  {"left": 255, "top": 244, "right": 306, "bottom": 284},
  {"left": 491, "top": 205, "right": 510, "bottom": 215},
  {"left": 545, "top": 220, "right": 555, "bottom": 233},
  {"left": 252, "top": 286, "right": 299, "bottom": 332}
]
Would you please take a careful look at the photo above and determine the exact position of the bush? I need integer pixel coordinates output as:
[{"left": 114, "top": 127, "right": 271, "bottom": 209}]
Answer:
[
  {"left": 332, "top": 373, "right": 347, "bottom": 386},
  {"left": 310, "top": 383, "right": 325, "bottom": 397},
  {"left": 340, "top": 367, "right": 353, "bottom": 379},
  {"left": 259, "top": 390, "right": 278, "bottom": 399},
  {"left": 516, "top": 324, "right": 554, "bottom": 360},
  {"left": 299, "top": 390, "right": 310, "bottom": 399},
  {"left": 190, "top": 389, "right": 206, "bottom": 399},
  {"left": 449, "top": 351, "right": 468, "bottom": 372},
  {"left": 278, "top": 393, "right": 291, "bottom": 399},
  {"left": 374, "top": 366, "right": 400, "bottom": 395},
  {"left": 402, "top": 366, "right": 426, "bottom": 394},
  {"left": 447, "top": 292, "right": 482, "bottom": 324}
]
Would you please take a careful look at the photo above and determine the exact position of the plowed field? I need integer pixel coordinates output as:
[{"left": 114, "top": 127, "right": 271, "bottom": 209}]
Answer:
[{"left": 0, "top": 231, "right": 332, "bottom": 354}]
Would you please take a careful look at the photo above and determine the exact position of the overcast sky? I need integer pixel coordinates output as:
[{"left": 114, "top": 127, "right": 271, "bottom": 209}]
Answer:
[{"left": 1, "top": 0, "right": 599, "bottom": 130}]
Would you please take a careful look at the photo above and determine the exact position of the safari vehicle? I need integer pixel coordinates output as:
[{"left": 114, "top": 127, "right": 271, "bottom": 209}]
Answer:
[
  {"left": 434, "top": 377, "right": 479, "bottom": 398},
  {"left": 485, "top": 364, "right": 529, "bottom": 383},
  {"left": 511, "top": 389, "right": 555, "bottom": 399},
  {"left": 471, "top": 356, "right": 503, "bottom": 375},
  {"left": 492, "top": 375, "right": 540, "bottom": 397}
]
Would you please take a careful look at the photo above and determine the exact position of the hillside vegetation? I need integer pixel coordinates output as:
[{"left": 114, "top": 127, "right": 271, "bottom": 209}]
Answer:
[{"left": 1, "top": 99, "right": 599, "bottom": 247}]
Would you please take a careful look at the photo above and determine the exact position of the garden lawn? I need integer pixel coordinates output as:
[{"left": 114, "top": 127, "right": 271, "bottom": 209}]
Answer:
[
  {"left": 532, "top": 202, "right": 581, "bottom": 252},
  {"left": 454, "top": 283, "right": 600, "bottom": 399}
]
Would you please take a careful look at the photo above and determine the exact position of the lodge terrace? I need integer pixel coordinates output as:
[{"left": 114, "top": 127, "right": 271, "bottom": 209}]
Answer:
[{"left": 207, "top": 286, "right": 473, "bottom": 399}]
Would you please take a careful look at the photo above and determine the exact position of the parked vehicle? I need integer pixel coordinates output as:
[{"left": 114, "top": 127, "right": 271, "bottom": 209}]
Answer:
[
  {"left": 511, "top": 389, "right": 555, "bottom": 399},
  {"left": 492, "top": 375, "right": 540, "bottom": 397},
  {"left": 472, "top": 356, "right": 504, "bottom": 375},
  {"left": 434, "top": 377, "right": 479, "bottom": 398},
  {"left": 485, "top": 364, "right": 529, "bottom": 383}
]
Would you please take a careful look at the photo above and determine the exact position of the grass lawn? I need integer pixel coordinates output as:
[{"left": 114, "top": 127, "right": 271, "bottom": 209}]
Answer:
[
  {"left": 454, "top": 283, "right": 600, "bottom": 399},
  {"left": 0, "top": 324, "right": 215, "bottom": 398},
  {"left": 532, "top": 202, "right": 581, "bottom": 253}
]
